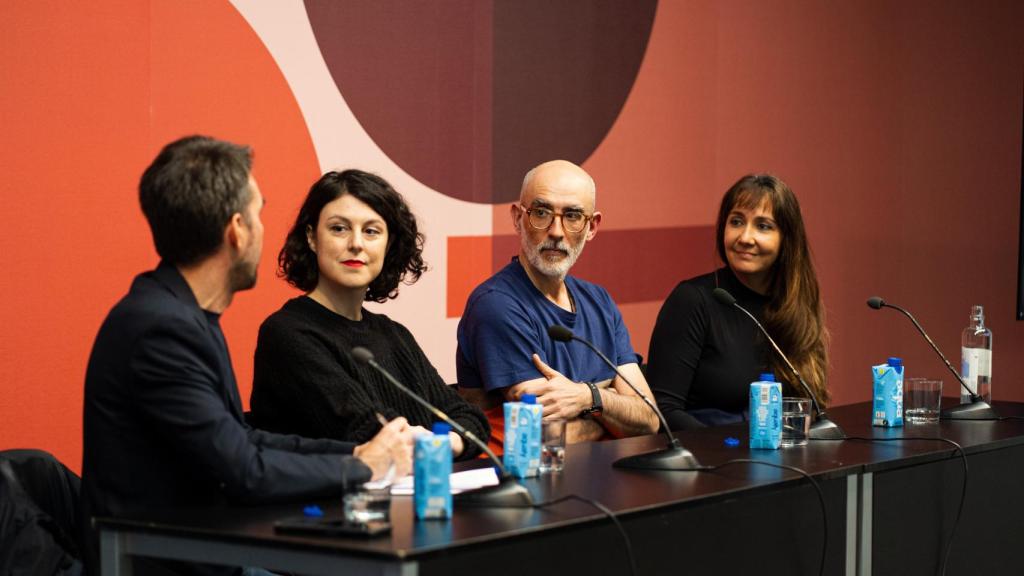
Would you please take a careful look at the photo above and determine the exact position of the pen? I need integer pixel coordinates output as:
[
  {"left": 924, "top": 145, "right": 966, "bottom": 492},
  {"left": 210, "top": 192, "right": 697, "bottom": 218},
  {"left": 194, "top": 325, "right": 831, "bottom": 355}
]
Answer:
[{"left": 373, "top": 412, "right": 397, "bottom": 485}]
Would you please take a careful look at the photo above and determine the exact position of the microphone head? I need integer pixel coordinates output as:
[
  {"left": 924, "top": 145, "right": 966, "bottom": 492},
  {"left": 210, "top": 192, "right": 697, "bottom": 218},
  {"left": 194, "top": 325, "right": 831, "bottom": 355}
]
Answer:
[
  {"left": 712, "top": 287, "right": 736, "bottom": 306},
  {"left": 351, "top": 346, "right": 375, "bottom": 364},
  {"left": 547, "top": 325, "right": 574, "bottom": 342},
  {"left": 867, "top": 297, "right": 886, "bottom": 310}
]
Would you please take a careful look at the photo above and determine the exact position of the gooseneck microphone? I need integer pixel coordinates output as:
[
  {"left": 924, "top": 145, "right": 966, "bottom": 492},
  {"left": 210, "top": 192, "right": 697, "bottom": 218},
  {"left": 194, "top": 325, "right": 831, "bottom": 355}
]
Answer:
[
  {"left": 350, "top": 347, "right": 533, "bottom": 507},
  {"left": 712, "top": 288, "right": 846, "bottom": 440},
  {"left": 865, "top": 297, "right": 997, "bottom": 420},
  {"left": 546, "top": 325, "right": 701, "bottom": 470}
]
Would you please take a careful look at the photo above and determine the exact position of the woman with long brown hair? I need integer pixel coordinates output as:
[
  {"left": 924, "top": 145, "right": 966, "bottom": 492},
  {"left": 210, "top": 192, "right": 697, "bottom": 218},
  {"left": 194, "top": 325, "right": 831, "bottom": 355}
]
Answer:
[{"left": 646, "top": 174, "right": 828, "bottom": 430}]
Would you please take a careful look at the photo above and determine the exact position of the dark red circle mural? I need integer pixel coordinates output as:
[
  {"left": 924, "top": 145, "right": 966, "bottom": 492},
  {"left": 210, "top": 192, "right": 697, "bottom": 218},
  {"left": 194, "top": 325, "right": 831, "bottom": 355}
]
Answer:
[{"left": 305, "top": 0, "right": 658, "bottom": 204}]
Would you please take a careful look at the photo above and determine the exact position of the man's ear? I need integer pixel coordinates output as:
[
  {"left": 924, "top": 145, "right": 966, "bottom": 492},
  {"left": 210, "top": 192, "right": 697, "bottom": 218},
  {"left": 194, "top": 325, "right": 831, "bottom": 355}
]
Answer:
[
  {"left": 586, "top": 211, "right": 602, "bottom": 241},
  {"left": 226, "top": 213, "right": 247, "bottom": 252},
  {"left": 510, "top": 203, "right": 522, "bottom": 232}
]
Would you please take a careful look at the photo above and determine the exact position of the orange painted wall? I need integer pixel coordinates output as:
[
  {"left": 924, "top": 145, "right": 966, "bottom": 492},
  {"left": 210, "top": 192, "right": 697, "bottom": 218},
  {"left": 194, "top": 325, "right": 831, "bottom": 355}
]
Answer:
[
  {"left": 0, "top": 0, "right": 320, "bottom": 471},
  {"left": 2, "top": 1, "right": 152, "bottom": 473},
  {"left": 3, "top": 0, "right": 1023, "bottom": 474}
]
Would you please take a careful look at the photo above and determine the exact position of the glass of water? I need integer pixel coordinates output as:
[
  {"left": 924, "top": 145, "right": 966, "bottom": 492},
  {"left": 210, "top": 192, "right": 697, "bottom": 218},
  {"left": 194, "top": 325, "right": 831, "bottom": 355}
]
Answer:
[
  {"left": 343, "top": 485, "right": 391, "bottom": 524},
  {"left": 781, "top": 397, "right": 810, "bottom": 447},
  {"left": 905, "top": 378, "right": 942, "bottom": 423},
  {"left": 540, "top": 418, "right": 566, "bottom": 473}
]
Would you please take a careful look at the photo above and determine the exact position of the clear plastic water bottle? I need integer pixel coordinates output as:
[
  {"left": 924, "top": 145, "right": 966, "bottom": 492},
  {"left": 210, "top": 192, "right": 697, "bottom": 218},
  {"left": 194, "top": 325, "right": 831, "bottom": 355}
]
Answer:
[{"left": 960, "top": 305, "right": 992, "bottom": 404}]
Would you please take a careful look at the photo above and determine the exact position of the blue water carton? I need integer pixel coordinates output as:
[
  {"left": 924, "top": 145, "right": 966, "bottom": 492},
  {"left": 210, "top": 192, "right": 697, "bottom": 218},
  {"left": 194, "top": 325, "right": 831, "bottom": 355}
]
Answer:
[
  {"left": 872, "top": 357, "right": 904, "bottom": 427},
  {"left": 749, "top": 373, "right": 782, "bottom": 449},
  {"left": 414, "top": 423, "right": 452, "bottom": 519},
  {"left": 503, "top": 394, "right": 541, "bottom": 478}
]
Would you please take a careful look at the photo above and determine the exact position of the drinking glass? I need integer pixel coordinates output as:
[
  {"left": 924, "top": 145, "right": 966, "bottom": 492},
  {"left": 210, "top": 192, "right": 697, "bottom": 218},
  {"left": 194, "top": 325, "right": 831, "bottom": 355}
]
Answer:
[
  {"left": 905, "top": 378, "right": 942, "bottom": 423},
  {"left": 343, "top": 485, "right": 391, "bottom": 523},
  {"left": 539, "top": 418, "right": 566, "bottom": 473},
  {"left": 781, "top": 397, "right": 810, "bottom": 447}
]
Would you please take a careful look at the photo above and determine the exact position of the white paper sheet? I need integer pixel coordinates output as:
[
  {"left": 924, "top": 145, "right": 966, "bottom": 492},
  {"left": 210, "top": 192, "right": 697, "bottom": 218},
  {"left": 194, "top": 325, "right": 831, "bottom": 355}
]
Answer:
[{"left": 384, "top": 467, "right": 500, "bottom": 495}]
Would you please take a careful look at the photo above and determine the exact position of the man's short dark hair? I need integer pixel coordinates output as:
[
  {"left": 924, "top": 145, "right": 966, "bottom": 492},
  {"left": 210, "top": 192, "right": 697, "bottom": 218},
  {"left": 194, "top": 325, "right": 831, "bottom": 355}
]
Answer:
[
  {"left": 139, "top": 135, "right": 253, "bottom": 266},
  {"left": 279, "top": 170, "right": 427, "bottom": 302}
]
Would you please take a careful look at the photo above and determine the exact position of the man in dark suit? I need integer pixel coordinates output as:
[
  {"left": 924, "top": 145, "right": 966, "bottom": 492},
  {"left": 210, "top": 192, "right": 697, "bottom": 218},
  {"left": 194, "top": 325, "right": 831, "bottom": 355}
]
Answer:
[{"left": 80, "top": 136, "right": 413, "bottom": 576}]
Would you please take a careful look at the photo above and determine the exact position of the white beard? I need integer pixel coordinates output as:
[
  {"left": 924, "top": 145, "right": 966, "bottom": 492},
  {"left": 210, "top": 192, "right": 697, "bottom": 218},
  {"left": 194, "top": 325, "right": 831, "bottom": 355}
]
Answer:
[{"left": 520, "top": 233, "right": 585, "bottom": 280}]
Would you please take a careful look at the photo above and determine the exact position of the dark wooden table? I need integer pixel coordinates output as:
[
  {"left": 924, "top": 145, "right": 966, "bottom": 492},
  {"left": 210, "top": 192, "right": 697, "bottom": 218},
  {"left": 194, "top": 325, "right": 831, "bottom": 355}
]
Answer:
[{"left": 97, "top": 401, "right": 1024, "bottom": 576}]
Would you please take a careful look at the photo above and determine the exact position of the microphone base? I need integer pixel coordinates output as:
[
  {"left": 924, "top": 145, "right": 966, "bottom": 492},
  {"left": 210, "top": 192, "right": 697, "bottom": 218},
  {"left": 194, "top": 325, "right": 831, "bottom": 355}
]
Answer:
[
  {"left": 613, "top": 445, "right": 702, "bottom": 471},
  {"left": 808, "top": 416, "right": 846, "bottom": 440},
  {"left": 941, "top": 400, "right": 998, "bottom": 420},
  {"left": 453, "top": 475, "right": 534, "bottom": 508}
]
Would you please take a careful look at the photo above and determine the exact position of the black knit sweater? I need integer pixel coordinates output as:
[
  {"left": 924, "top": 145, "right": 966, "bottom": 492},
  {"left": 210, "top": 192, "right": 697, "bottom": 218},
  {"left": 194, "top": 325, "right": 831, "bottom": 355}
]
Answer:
[
  {"left": 250, "top": 296, "right": 488, "bottom": 459},
  {"left": 646, "top": 267, "right": 771, "bottom": 430}
]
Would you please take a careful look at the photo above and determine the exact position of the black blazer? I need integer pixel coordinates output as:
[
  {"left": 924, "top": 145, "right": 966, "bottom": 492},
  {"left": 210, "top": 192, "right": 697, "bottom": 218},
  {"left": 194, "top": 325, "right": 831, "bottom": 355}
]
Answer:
[{"left": 81, "top": 263, "right": 370, "bottom": 575}]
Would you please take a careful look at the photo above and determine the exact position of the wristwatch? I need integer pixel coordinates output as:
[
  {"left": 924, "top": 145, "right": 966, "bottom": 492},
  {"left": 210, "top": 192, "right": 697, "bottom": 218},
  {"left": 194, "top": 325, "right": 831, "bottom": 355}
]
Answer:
[{"left": 580, "top": 381, "right": 603, "bottom": 417}]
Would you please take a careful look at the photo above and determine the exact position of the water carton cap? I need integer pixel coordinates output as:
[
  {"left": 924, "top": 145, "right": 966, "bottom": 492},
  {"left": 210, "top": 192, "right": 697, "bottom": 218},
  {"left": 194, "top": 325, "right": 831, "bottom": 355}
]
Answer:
[
  {"left": 432, "top": 422, "right": 452, "bottom": 435},
  {"left": 887, "top": 357, "right": 902, "bottom": 368},
  {"left": 521, "top": 394, "right": 537, "bottom": 404},
  {"left": 758, "top": 373, "right": 775, "bottom": 382}
]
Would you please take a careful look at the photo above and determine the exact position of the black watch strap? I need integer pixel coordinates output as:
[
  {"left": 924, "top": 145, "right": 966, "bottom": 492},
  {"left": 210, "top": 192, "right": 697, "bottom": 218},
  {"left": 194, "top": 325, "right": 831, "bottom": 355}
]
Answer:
[{"left": 581, "top": 381, "right": 603, "bottom": 417}]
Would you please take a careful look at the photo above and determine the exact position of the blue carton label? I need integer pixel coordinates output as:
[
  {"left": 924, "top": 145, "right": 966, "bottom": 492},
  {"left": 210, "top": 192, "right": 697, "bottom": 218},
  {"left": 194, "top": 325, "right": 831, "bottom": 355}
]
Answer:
[
  {"left": 749, "top": 382, "right": 782, "bottom": 449},
  {"left": 872, "top": 364, "right": 903, "bottom": 427},
  {"left": 414, "top": 433, "right": 452, "bottom": 519},
  {"left": 503, "top": 402, "right": 542, "bottom": 478}
]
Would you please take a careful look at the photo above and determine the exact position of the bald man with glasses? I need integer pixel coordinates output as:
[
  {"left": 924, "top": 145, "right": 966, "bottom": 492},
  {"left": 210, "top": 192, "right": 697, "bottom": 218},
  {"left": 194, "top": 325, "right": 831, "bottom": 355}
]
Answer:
[{"left": 456, "top": 160, "right": 658, "bottom": 454}]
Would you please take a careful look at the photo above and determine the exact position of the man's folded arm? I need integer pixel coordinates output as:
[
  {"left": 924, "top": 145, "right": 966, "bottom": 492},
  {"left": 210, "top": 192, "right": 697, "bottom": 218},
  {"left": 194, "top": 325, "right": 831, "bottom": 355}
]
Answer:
[{"left": 591, "top": 363, "right": 660, "bottom": 437}]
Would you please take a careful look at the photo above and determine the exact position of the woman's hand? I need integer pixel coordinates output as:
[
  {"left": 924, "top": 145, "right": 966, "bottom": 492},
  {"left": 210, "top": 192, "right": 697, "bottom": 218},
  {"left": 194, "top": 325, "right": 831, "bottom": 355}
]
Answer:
[{"left": 354, "top": 416, "right": 413, "bottom": 480}]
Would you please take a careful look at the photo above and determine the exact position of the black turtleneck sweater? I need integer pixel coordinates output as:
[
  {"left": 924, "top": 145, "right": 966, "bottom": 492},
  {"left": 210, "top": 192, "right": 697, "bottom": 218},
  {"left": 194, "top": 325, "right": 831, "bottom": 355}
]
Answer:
[
  {"left": 250, "top": 296, "right": 488, "bottom": 460},
  {"left": 646, "top": 268, "right": 771, "bottom": 430}
]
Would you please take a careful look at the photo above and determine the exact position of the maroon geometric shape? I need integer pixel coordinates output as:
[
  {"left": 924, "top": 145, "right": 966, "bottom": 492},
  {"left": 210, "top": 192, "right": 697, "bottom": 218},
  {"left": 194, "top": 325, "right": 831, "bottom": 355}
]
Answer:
[{"left": 304, "top": 0, "right": 657, "bottom": 204}]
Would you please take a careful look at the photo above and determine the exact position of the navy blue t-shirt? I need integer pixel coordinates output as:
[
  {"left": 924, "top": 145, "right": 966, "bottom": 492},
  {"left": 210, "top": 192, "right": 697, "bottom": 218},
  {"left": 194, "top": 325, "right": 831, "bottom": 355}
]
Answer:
[{"left": 457, "top": 257, "right": 638, "bottom": 393}]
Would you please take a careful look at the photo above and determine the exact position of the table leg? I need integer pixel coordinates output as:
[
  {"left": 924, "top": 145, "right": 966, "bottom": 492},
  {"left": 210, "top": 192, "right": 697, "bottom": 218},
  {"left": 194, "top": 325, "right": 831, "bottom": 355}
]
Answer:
[
  {"left": 858, "top": 472, "right": 873, "bottom": 576},
  {"left": 100, "top": 529, "right": 132, "bottom": 576}
]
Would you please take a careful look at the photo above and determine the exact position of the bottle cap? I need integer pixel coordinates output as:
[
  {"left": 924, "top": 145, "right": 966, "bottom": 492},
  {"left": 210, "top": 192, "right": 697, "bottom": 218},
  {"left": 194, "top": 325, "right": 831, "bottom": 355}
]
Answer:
[
  {"left": 432, "top": 422, "right": 452, "bottom": 435},
  {"left": 521, "top": 394, "right": 537, "bottom": 404},
  {"left": 759, "top": 373, "right": 775, "bottom": 382},
  {"left": 887, "top": 357, "right": 902, "bottom": 368}
]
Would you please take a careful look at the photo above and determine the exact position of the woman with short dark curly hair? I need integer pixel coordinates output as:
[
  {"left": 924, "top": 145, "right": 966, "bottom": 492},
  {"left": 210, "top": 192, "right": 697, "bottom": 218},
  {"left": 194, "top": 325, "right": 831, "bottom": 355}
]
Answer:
[
  {"left": 250, "top": 170, "right": 488, "bottom": 459},
  {"left": 277, "top": 170, "right": 427, "bottom": 301}
]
